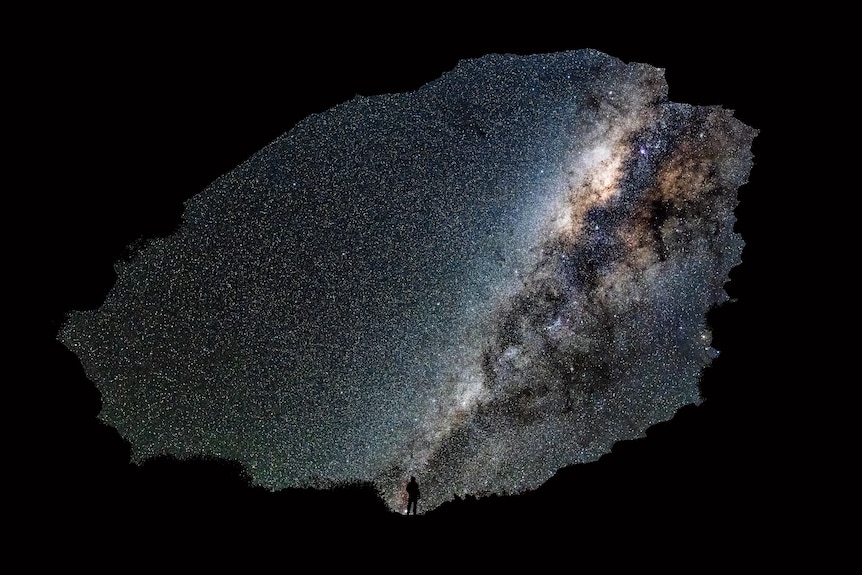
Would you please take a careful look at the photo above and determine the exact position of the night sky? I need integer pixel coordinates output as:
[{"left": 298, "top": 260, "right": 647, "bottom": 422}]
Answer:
[{"left": 57, "top": 49, "right": 756, "bottom": 514}]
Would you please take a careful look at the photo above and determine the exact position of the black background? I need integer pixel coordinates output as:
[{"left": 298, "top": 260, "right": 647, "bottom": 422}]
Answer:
[{"left": 17, "top": 8, "right": 819, "bottom": 566}]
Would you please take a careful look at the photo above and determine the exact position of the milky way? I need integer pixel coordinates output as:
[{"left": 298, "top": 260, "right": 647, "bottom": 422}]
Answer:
[{"left": 58, "top": 49, "right": 757, "bottom": 513}]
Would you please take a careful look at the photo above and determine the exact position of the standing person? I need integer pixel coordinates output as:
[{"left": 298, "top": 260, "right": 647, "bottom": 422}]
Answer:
[{"left": 406, "top": 476, "right": 420, "bottom": 515}]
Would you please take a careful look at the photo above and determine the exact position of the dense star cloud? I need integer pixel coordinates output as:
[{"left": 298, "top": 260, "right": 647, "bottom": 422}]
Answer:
[{"left": 58, "top": 49, "right": 757, "bottom": 514}]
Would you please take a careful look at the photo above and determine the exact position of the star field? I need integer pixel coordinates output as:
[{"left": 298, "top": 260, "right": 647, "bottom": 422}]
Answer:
[{"left": 58, "top": 49, "right": 757, "bottom": 514}]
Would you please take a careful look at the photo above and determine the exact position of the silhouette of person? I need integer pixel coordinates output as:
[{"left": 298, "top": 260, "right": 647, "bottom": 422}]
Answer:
[{"left": 406, "top": 476, "right": 420, "bottom": 515}]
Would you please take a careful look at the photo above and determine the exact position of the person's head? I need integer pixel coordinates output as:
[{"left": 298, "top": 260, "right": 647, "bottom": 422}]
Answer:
[{"left": 411, "top": 476, "right": 416, "bottom": 482}]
